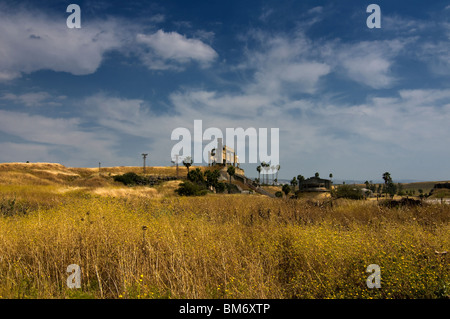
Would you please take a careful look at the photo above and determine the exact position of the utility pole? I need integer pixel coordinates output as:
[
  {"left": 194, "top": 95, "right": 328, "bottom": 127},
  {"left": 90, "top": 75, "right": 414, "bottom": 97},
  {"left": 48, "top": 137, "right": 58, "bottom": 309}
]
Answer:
[
  {"left": 175, "top": 154, "right": 179, "bottom": 178},
  {"left": 142, "top": 153, "right": 148, "bottom": 174}
]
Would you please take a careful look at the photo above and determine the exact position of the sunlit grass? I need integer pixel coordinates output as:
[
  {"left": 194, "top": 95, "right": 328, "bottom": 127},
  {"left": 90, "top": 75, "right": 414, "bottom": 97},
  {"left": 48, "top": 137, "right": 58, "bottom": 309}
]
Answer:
[{"left": 0, "top": 186, "right": 448, "bottom": 299}]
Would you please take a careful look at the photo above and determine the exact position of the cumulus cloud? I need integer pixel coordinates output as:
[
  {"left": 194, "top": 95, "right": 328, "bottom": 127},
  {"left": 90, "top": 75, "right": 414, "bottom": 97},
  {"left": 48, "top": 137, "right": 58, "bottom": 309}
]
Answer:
[
  {"left": 0, "top": 6, "right": 219, "bottom": 80},
  {"left": 0, "top": 8, "right": 126, "bottom": 81},
  {"left": 136, "top": 30, "right": 218, "bottom": 70},
  {"left": 240, "top": 32, "right": 331, "bottom": 95}
]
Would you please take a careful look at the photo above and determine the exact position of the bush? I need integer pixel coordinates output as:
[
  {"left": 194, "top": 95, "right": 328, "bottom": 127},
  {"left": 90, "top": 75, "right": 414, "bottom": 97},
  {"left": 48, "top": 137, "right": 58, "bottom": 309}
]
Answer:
[
  {"left": 335, "top": 185, "right": 364, "bottom": 200},
  {"left": 214, "top": 182, "right": 226, "bottom": 194},
  {"left": 113, "top": 172, "right": 149, "bottom": 186},
  {"left": 175, "top": 181, "right": 208, "bottom": 196},
  {"left": 187, "top": 168, "right": 205, "bottom": 184},
  {"left": 275, "top": 191, "right": 283, "bottom": 198},
  {"left": 226, "top": 183, "right": 240, "bottom": 194}
]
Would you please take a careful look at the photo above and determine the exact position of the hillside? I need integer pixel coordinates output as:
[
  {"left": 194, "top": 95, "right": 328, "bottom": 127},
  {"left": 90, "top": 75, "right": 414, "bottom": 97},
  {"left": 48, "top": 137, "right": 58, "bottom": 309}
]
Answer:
[
  {"left": 0, "top": 162, "right": 250, "bottom": 199},
  {"left": 0, "top": 162, "right": 201, "bottom": 186}
]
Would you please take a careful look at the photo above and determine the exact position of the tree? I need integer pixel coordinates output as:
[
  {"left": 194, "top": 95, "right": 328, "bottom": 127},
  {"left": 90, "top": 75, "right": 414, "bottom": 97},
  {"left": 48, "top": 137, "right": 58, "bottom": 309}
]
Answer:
[
  {"left": 183, "top": 156, "right": 193, "bottom": 174},
  {"left": 264, "top": 162, "right": 270, "bottom": 185},
  {"left": 227, "top": 165, "right": 236, "bottom": 193},
  {"left": 381, "top": 172, "right": 397, "bottom": 198},
  {"left": 290, "top": 177, "right": 298, "bottom": 192},
  {"left": 187, "top": 168, "right": 205, "bottom": 184},
  {"left": 205, "top": 169, "right": 221, "bottom": 192},
  {"left": 282, "top": 184, "right": 291, "bottom": 197},
  {"left": 382, "top": 172, "right": 392, "bottom": 198},
  {"left": 315, "top": 172, "right": 320, "bottom": 178},
  {"left": 261, "top": 162, "right": 270, "bottom": 185},
  {"left": 256, "top": 165, "right": 261, "bottom": 182},
  {"left": 377, "top": 184, "right": 382, "bottom": 194},
  {"left": 297, "top": 175, "right": 305, "bottom": 191},
  {"left": 271, "top": 165, "right": 276, "bottom": 185},
  {"left": 329, "top": 173, "right": 333, "bottom": 180},
  {"left": 369, "top": 181, "right": 376, "bottom": 193},
  {"left": 275, "top": 165, "right": 281, "bottom": 184}
]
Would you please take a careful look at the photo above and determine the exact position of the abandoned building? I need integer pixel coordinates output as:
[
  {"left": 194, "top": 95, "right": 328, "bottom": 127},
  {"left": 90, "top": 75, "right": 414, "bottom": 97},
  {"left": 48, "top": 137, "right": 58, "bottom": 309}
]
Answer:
[
  {"left": 299, "top": 176, "right": 332, "bottom": 192},
  {"left": 208, "top": 138, "right": 239, "bottom": 167}
]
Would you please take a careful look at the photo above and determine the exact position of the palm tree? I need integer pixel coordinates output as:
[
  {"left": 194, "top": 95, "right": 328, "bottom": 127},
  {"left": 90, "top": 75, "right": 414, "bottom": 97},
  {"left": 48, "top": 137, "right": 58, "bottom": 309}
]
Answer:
[
  {"left": 227, "top": 165, "right": 236, "bottom": 194},
  {"left": 271, "top": 165, "right": 276, "bottom": 185},
  {"left": 256, "top": 165, "right": 261, "bottom": 182},
  {"left": 382, "top": 172, "right": 392, "bottom": 198},
  {"left": 275, "top": 164, "right": 280, "bottom": 184},
  {"left": 261, "top": 162, "right": 269, "bottom": 185},
  {"left": 183, "top": 156, "right": 193, "bottom": 174}
]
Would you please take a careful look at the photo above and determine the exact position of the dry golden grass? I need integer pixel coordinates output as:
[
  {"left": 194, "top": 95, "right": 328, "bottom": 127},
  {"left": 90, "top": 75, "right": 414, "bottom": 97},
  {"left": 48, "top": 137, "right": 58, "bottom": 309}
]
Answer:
[{"left": 0, "top": 163, "right": 448, "bottom": 299}]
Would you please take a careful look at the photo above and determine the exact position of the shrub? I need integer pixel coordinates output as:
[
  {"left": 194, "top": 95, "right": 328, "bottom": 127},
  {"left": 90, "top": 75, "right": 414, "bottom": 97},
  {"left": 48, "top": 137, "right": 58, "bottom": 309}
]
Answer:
[
  {"left": 225, "top": 183, "right": 240, "bottom": 194},
  {"left": 275, "top": 191, "right": 283, "bottom": 198},
  {"left": 113, "top": 172, "right": 149, "bottom": 186},
  {"left": 282, "top": 184, "right": 291, "bottom": 196},
  {"left": 187, "top": 168, "right": 205, "bottom": 184},
  {"left": 335, "top": 184, "right": 364, "bottom": 200},
  {"left": 214, "top": 182, "right": 226, "bottom": 194},
  {"left": 175, "top": 181, "right": 208, "bottom": 196}
]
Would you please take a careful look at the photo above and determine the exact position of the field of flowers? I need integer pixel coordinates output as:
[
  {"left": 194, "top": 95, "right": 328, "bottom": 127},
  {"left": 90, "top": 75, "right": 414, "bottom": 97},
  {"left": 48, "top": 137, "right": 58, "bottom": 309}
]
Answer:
[{"left": 0, "top": 183, "right": 448, "bottom": 299}]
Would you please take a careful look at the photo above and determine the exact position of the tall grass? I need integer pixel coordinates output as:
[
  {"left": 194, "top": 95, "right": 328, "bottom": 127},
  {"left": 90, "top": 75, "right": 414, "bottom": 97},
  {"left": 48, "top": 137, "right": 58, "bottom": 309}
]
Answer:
[{"left": 0, "top": 191, "right": 448, "bottom": 299}]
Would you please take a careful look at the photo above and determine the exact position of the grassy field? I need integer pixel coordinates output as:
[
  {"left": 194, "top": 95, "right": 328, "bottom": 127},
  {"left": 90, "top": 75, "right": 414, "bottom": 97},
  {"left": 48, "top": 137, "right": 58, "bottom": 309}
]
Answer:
[{"left": 0, "top": 163, "right": 448, "bottom": 299}]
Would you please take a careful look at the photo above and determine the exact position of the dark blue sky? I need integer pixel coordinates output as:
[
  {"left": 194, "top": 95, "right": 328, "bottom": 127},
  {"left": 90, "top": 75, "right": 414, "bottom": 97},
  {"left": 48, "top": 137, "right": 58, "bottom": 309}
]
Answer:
[{"left": 0, "top": 0, "right": 449, "bottom": 181}]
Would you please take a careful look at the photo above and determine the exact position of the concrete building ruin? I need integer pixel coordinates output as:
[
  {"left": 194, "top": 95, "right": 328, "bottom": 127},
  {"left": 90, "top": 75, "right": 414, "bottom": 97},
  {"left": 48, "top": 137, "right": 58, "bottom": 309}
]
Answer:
[
  {"left": 208, "top": 138, "right": 239, "bottom": 167},
  {"left": 299, "top": 176, "right": 332, "bottom": 192}
]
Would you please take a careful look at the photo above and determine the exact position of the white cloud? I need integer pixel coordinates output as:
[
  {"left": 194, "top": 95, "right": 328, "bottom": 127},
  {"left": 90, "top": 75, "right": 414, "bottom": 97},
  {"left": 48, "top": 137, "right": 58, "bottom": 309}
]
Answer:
[
  {"left": 331, "top": 40, "right": 406, "bottom": 89},
  {"left": 83, "top": 94, "right": 157, "bottom": 137},
  {"left": 0, "top": 109, "right": 124, "bottom": 166},
  {"left": 241, "top": 32, "right": 331, "bottom": 95},
  {"left": 1, "top": 92, "right": 66, "bottom": 107},
  {"left": 136, "top": 30, "right": 218, "bottom": 70},
  {"left": 0, "top": 8, "right": 125, "bottom": 81}
]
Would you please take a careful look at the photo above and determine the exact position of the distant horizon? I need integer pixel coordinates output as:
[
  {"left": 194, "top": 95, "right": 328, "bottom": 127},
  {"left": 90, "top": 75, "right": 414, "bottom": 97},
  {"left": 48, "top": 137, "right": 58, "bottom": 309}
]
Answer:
[{"left": 2, "top": 160, "right": 449, "bottom": 185}]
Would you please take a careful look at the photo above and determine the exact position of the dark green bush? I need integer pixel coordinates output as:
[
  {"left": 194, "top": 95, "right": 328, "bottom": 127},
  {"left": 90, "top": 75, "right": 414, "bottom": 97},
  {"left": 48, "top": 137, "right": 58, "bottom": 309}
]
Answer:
[
  {"left": 335, "top": 184, "right": 364, "bottom": 200},
  {"left": 113, "top": 172, "right": 149, "bottom": 186},
  {"left": 175, "top": 181, "right": 208, "bottom": 196}
]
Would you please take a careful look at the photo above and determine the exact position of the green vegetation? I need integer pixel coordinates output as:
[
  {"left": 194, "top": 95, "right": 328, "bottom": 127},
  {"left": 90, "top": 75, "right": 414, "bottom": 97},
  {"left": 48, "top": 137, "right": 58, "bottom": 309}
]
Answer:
[
  {"left": 176, "top": 168, "right": 227, "bottom": 196},
  {"left": 335, "top": 184, "right": 364, "bottom": 200},
  {"left": 113, "top": 172, "right": 152, "bottom": 186}
]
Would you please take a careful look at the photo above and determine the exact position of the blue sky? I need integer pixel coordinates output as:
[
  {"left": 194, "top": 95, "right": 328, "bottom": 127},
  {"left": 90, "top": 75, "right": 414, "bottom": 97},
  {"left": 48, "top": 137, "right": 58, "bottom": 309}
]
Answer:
[{"left": 0, "top": 0, "right": 449, "bottom": 182}]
